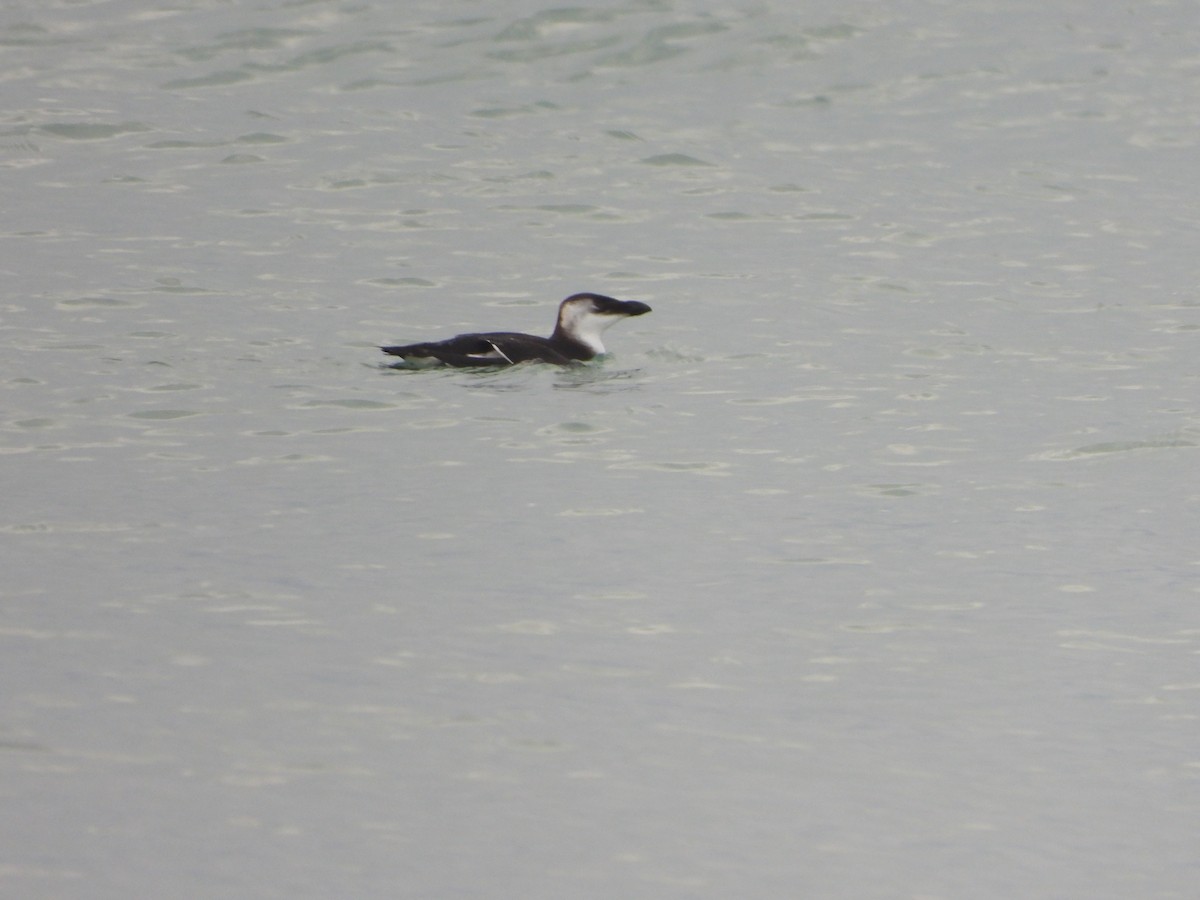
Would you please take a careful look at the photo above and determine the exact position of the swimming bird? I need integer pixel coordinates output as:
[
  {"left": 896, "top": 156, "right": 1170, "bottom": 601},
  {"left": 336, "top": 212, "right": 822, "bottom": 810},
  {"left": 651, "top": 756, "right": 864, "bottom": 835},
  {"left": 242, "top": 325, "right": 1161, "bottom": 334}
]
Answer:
[{"left": 381, "top": 292, "right": 652, "bottom": 367}]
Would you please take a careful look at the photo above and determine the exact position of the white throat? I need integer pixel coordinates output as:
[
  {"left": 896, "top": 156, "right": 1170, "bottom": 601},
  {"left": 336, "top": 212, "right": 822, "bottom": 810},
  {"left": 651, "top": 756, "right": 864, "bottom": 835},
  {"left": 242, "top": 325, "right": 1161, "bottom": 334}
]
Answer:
[{"left": 559, "top": 305, "right": 620, "bottom": 354}]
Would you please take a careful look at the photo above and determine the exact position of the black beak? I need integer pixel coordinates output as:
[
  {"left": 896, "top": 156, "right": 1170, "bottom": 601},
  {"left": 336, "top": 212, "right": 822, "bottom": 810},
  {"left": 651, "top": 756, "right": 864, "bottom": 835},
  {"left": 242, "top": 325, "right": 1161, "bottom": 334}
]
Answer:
[{"left": 621, "top": 300, "right": 652, "bottom": 316}]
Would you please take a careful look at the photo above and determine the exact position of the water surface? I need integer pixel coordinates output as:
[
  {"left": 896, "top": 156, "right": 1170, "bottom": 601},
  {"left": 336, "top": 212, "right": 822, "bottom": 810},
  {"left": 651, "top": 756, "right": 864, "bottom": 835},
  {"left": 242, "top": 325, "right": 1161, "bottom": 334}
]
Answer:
[{"left": 3, "top": 1, "right": 1198, "bottom": 898}]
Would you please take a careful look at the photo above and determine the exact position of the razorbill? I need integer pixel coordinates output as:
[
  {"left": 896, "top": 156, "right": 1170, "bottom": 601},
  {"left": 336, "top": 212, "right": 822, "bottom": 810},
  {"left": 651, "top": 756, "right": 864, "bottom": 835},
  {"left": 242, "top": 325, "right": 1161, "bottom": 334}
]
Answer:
[{"left": 381, "top": 292, "right": 652, "bottom": 367}]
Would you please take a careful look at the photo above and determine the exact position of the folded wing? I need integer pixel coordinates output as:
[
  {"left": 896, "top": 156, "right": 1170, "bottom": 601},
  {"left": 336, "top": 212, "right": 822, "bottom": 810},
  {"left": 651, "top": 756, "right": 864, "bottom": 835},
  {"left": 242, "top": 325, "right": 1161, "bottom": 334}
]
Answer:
[{"left": 382, "top": 332, "right": 574, "bottom": 367}]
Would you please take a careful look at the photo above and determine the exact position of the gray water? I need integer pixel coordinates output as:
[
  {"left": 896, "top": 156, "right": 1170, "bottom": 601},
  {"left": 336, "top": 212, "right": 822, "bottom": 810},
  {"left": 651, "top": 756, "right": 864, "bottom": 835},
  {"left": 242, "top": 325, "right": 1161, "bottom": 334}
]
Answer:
[{"left": 3, "top": 1, "right": 1198, "bottom": 897}]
